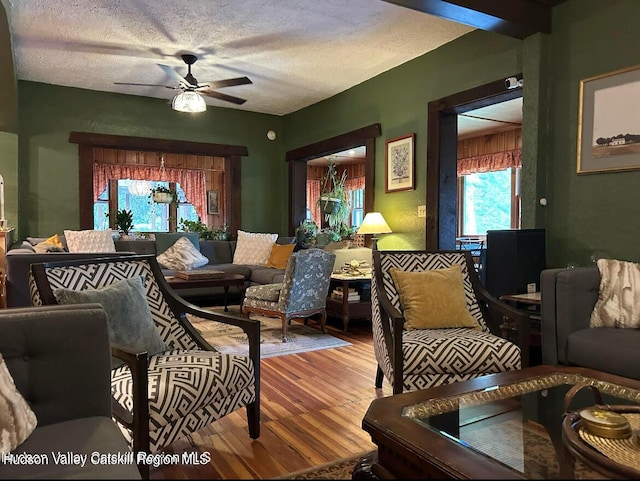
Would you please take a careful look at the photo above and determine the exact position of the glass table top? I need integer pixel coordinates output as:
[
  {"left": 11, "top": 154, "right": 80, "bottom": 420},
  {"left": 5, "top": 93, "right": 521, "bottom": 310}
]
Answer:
[{"left": 403, "top": 373, "right": 640, "bottom": 479}]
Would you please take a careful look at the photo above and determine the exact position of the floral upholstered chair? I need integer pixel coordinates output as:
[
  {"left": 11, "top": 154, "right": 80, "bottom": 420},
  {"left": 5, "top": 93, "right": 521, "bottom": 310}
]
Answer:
[
  {"left": 372, "top": 250, "right": 528, "bottom": 395},
  {"left": 242, "top": 248, "right": 336, "bottom": 342},
  {"left": 29, "top": 255, "right": 260, "bottom": 478}
]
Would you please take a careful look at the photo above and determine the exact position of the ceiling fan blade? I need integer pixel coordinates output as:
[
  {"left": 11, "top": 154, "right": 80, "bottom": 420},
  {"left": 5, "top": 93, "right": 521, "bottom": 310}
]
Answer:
[
  {"left": 203, "top": 77, "right": 252, "bottom": 89},
  {"left": 202, "top": 90, "right": 247, "bottom": 105},
  {"left": 157, "top": 64, "right": 192, "bottom": 88},
  {"left": 114, "top": 82, "right": 177, "bottom": 89}
]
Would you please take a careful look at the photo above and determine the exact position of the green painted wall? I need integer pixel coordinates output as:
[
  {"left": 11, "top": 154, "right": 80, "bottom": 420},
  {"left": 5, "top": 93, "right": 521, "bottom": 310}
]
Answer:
[
  {"left": 284, "top": 30, "right": 522, "bottom": 251},
  {"left": 17, "top": 82, "right": 285, "bottom": 238},
  {"left": 10, "top": 0, "right": 640, "bottom": 268},
  {"left": 0, "top": 0, "right": 18, "bottom": 233},
  {"left": 544, "top": 0, "right": 640, "bottom": 267}
]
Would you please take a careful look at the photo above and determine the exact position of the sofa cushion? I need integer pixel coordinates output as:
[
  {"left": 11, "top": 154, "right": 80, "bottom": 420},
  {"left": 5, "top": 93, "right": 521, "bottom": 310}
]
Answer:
[
  {"left": 0, "top": 417, "right": 140, "bottom": 479},
  {"left": 64, "top": 230, "right": 116, "bottom": 253},
  {"left": 53, "top": 276, "right": 167, "bottom": 368},
  {"left": 155, "top": 232, "right": 200, "bottom": 255},
  {"left": 232, "top": 230, "right": 278, "bottom": 266},
  {"left": 567, "top": 327, "right": 640, "bottom": 379},
  {"left": 205, "top": 263, "right": 252, "bottom": 279},
  {"left": 157, "top": 236, "right": 209, "bottom": 271},
  {"left": 250, "top": 266, "right": 286, "bottom": 285},
  {"left": 199, "top": 240, "right": 235, "bottom": 264},
  {"left": 0, "top": 353, "right": 37, "bottom": 454}
]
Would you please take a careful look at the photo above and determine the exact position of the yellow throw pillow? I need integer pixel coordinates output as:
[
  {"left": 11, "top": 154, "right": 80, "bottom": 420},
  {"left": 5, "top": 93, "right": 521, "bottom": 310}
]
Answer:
[
  {"left": 390, "top": 265, "right": 480, "bottom": 330},
  {"left": 265, "top": 243, "right": 296, "bottom": 269},
  {"left": 45, "top": 234, "right": 64, "bottom": 248}
]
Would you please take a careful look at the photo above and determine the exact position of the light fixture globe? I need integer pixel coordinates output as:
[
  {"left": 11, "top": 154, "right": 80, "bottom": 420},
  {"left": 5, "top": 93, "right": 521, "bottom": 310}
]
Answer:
[{"left": 172, "top": 90, "right": 206, "bottom": 113}]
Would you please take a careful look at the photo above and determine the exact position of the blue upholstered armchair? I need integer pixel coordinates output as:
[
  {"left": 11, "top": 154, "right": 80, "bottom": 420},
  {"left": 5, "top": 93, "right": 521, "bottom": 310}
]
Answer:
[{"left": 242, "top": 248, "right": 336, "bottom": 342}]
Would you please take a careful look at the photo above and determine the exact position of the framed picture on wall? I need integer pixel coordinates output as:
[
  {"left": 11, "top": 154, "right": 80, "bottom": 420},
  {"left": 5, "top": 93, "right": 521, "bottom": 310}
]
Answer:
[
  {"left": 577, "top": 64, "right": 640, "bottom": 174},
  {"left": 207, "top": 190, "right": 219, "bottom": 214},
  {"left": 385, "top": 133, "right": 415, "bottom": 192}
]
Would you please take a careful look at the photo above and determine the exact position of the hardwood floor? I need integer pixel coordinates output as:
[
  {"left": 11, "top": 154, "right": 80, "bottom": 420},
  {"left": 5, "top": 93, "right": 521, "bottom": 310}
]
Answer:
[{"left": 151, "top": 317, "right": 391, "bottom": 480}]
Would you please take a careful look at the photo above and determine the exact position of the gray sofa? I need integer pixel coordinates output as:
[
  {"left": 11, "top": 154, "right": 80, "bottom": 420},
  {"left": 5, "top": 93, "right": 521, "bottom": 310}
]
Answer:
[
  {"left": 541, "top": 266, "right": 640, "bottom": 380},
  {"left": 6, "top": 235, "right": 295, "bottom": 307},
  {"left": 0, "top": 303, "right": 141, "bottom": 479}
]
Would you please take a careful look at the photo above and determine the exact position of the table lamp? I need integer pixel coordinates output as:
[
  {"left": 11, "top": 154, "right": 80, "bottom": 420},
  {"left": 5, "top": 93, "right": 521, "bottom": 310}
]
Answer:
[{"left": 357, "top": 212, "right": 392, "bottom": 250}]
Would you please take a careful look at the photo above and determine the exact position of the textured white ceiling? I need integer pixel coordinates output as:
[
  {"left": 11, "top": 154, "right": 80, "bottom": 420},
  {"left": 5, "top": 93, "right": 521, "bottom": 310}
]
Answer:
[{"left": 7, "top": 0, "right": 474, "bottom": 116}]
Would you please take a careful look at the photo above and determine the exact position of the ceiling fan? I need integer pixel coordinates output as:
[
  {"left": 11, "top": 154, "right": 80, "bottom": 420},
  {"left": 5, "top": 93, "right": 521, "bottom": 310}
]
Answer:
[{"left": 115, "top": 54, "right": 252, "bottom": 108}]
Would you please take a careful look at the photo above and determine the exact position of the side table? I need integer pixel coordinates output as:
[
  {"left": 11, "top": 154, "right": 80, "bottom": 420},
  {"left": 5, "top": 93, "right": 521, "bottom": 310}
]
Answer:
[
  {"left": 325, "top": 272, "right": 372, "bottom": 332},
  {"left": 500, "top": 291, "right": 541, "bottom": 366}
]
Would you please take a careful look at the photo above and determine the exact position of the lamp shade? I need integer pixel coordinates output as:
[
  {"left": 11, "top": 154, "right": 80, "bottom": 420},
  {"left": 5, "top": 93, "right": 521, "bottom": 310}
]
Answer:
[
  {"left": 172, "top": 91, "right": 206, "bottom": 113},
  {"left": 357, "top": 212, "right": 392, "bottom": 235}
]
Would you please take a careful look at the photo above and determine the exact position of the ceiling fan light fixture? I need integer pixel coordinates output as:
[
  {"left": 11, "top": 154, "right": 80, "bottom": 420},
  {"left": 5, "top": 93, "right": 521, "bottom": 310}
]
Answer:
[{"left": 172, "top": 90, "right": 206, "bottom": 113}]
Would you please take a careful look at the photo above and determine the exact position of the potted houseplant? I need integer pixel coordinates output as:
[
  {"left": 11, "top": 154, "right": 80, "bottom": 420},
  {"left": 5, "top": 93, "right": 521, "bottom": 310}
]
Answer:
[
  {"left": 106, "top": 208, "right": 134, "bottom": 238},
  {"left": 295, "top": 220, "right": 318, "bottom": 248},
  {"left": 150, "top": 186, "right": 178, "bottom": 204}
]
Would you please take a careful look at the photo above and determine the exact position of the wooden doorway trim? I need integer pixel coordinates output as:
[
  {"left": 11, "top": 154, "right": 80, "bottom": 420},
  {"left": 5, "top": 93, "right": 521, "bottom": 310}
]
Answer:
[
  {"left": 285, "top": 123, "right": 381, "bottom": 235},
  {"left": 69, "top": 131, "right": 248, "bottom": 234},
  {"left": 426, "top": 79, "right": 522, "bottom": 250}
]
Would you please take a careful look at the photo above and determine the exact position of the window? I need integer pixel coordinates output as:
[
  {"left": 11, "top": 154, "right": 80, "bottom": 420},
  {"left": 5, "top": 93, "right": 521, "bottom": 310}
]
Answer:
[
  {"left": 349, "top": 188, "right": 364, "bottom": 228},
  {"left": 458, "top": 167, "right": 520, "bottom": 236},
  {"left": 94, "top": 180, "right": 198, "bottom": 232}
]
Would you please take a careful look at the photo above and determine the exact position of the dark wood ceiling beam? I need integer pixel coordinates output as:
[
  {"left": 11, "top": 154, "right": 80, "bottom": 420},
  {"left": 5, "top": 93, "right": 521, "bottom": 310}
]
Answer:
[{"left": 383, "top": 0, "right": 563, "bottom": 39}]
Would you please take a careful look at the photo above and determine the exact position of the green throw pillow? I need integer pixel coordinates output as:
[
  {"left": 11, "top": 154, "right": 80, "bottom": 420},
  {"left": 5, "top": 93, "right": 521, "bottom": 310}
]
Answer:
[{"left": 53, "top": 276, "right": 167, "bottom": 368}]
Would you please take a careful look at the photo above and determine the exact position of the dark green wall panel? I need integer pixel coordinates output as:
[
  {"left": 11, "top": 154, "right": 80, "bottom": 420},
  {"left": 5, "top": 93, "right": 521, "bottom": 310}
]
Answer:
[
  {"left": 284, "top": 30, "right": 522, "bottom": 250},
  {"left": 17, "top": 82, "right": 284, "bottom": 237},
  {"left": 545, "top": 0, "right": 640, "bottom": 267}
]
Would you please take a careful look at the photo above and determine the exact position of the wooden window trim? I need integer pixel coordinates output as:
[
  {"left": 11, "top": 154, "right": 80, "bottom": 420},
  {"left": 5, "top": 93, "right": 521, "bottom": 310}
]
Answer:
[{"left": 70, "top": 132, "right": 246, "bottom": 232}]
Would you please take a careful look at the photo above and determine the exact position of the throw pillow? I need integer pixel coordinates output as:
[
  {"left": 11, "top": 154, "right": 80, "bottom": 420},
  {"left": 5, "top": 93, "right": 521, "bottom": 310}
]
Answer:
[
  {"left": 232, "top": 230, "right": 278, "bottom": 266},
  {"left": 53, "top": 276, "right": 167, "bottom": 368},
  {"left": 0, "top": 353, "right": 37, "bottom": 454},
  {"left": 265, "top": 243, "right": 296, "bottom": 269},
  {"left": 155, "top": 232, "right": 200, "bottom": 255},
  {"left": 64, "top": 230, "right": 116, "bottom": 253},
  {"left": 33, "top": 234, "right": 66, "bottom": 253},
  {"left": 157, "top": 236, "right": 209, "bottom": 271},
  {"left": 390, "top": 265, "right": 480, "bottom": 330},
  {"left": 590, "top": 258, "right": 640, "bottom": 328}
]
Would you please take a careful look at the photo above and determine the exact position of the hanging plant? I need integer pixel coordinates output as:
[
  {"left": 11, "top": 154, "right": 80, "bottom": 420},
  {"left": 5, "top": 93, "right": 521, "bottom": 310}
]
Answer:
[
  {"left": 318, "top": 160, "right": 350, "bottom": 236},
  {"left": 149, "top": 186, "right": 178, "bottom": 204}
]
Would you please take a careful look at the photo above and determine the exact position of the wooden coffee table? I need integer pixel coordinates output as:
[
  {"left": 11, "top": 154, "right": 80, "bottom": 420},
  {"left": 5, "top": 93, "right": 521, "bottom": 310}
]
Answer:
[
  {"left": 164, "top": 273, "right": 245, "bottom": 311},
  {"left": 361, "top": 365, "right": 640, "bottom": 479}
]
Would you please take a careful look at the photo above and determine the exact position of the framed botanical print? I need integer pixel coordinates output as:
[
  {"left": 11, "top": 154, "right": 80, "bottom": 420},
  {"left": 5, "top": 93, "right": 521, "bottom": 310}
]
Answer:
[{"left": 385, "top": 133, "right": 415, "bottom": 192}]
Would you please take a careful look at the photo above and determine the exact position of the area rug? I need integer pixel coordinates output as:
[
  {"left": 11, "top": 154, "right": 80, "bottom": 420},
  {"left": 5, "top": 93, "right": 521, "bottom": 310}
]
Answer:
[
  {"left": 275, "top": 451, "right": 374, "bottom": 480},
  {"left": 188, "top": 306, "right": 351, "bottom": 358}
]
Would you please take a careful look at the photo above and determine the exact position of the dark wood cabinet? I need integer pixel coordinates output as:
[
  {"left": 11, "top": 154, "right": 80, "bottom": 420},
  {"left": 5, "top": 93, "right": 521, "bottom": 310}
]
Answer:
[{"left": 485, "top": 228, "right": 546, "bottom": 299}]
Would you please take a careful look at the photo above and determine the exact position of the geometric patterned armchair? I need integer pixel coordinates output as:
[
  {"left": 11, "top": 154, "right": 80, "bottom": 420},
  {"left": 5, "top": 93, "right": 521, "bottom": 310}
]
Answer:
[
  {"left": 372, "top": 250, "right": 527, "bottom": 395},
  {"left": 29, "top": 255, "right": 260, "bottom": 478},
  {"left": 242, "top": 248, "right": 335, "bottom": 342}
]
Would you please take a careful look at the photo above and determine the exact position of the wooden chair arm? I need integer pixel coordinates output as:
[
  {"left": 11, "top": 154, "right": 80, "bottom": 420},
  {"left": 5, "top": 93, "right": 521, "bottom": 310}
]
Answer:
[{"left": 110, "top": 343, "right": 150, "bottom": 478}]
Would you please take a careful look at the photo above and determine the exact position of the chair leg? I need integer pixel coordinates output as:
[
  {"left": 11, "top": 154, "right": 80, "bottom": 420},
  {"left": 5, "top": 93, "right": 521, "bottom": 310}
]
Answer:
[
  {"left": 375, "top": 364, "right": 383, "bottom": 388},
  {"left": 318, "top": 310, "right": 327, "bottom": 334},
  {"left": 281, "top": 314, "right": 289, "bottom": 342},
  {"left": 246, "top": 401, "right": 260, "bottom": 439}
]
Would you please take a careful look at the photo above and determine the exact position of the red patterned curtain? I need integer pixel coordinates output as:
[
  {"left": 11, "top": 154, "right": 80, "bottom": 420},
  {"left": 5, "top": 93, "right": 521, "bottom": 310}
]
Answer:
[
  {"left": 457, "top": 149, "right": 522, "bottom": 176},
  {"left": 345, "top": 176, "right": 365, "bottom": 191},
  {"left": 306, "top": 179, "right": 321, "bottom": 225},
  {"left": 93, "top": 163, "right": 207, "bottom": 220}
]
